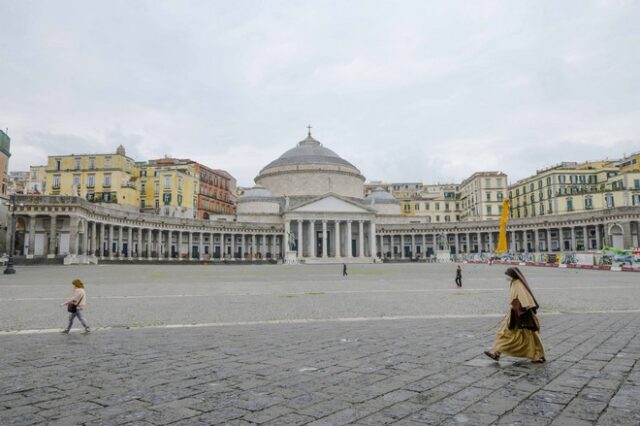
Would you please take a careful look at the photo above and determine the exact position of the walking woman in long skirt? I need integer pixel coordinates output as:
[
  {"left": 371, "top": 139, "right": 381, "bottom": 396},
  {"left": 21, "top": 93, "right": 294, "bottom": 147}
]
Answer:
[{"left": 485, "top": 267, "right": 545, "bottom": 363}]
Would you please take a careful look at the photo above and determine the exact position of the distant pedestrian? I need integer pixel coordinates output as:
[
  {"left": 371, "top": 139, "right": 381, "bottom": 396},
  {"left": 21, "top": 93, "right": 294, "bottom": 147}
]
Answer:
[
  {"left": 484, "top": 267, "right": 545, "bottom": 363},
  {"left": 343, "top": 263, "right": 348, "bottom": 277},
  {"left": 455, "top": 265, "right": 462, "bottom": 287},
  {"left": 61, "top": 279, "right": 90, "bottom": 334}
]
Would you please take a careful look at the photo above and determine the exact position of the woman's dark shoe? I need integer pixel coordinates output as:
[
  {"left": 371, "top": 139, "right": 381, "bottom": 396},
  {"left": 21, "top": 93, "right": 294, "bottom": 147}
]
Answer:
[
  {"left": 484, "top": 351, "right": 500, "bottom": 361},
  {"left": 531, "top": 357, "right": 546, "bottom": 364}
]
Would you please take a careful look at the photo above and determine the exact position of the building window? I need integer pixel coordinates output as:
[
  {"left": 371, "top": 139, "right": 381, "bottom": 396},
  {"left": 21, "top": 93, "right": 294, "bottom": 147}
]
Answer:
[
  {"left": 87, "top": 174, "right": 95, "bottom": 187},
  {"left": 486, "top": 192, "right": 491, "bottom": 201},
  {"left": 444, "top": 215, "right": 451, "bottom": 222},
  {"left": 435, "top": 202, "right": 440, "bottom": 210},
  {"left": 155, "top": 199, "right": 159, "bottom": 209},
  {"left": 163, "top": 193, "right": 171, "bottom": 205},
  {"left": 74, "top": 158, "right": 81, "bottom": 170},
  {"left": 89, "top": 158, "right": 95, "bottom": 169},
  {"left": 404, "top": 203, "right": 411, "bottom": 213},
  {"left": 178, "top": 194, "right": 183, "bottom": 206},
  {"left": 632, "top": 193, "right": 640, "bottom": 206},
  {"left": 141, "top": 182, "right": 146, "bottom": 192},
  {"left": 73, "top": 175, "right": 81, "bottom": 187},
  {"left": 154, "top": 181, "right": 159, "bottom": 193},
  {"left": 605, "top": 193, "right": 615, "bottom": 208},
  {"left": 53, "top": 175, "right": 61, "bottom": 189},
  {"left": 55, "top": 159, "right": 61, "bottom": 171},
  {"left": 566, "top": 198, "right": 573, "bottom": 211},
  {"left": 486, "top": 205, "right": 492, "bottom": 215},
  {"left": 164, "top": 175, "right": 171, "bottom": 189},
  {"left": 559, "top": 175, "right": 566, "bottom": 183},
  {"left": 585, "top": 196, "right": 593, "bottom": 209},
  {"left": 141, "top": 200, "right": 145, "bottom": 209},
  {"left": 424, "top": 202, "right": 430, "bottom": 210},
  {"left": 497, "top": 192, "right": 503, "bottom": 201},
  {"left": 414, "top": 202, "right": 419, "bottom": 210},
  {"left": 178, "top": 177, "right": 182, "bottom": 191},
  {"left": 104, "top": 157, "right": 112, "bottom": 167},
  {"left": 485, "top": 178, "right": 491, "bottom": 187},
  {"left": 634, "top": 179, "right": 640, "bottom": 189},
  {"left": 436, "top": 215, "right": 440, "bottom": 222},
  {"left": 103, "top": 174, "right": 111, "bottom": 187}
]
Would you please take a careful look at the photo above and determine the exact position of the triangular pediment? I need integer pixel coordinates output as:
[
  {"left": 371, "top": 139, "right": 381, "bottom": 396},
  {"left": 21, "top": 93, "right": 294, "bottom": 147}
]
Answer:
[{"left": 290, "top": 194, "right": 372, "bottom": 213}]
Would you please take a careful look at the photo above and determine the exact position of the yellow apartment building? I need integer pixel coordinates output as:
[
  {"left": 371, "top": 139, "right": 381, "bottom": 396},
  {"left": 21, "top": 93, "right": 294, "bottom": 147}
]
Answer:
[
  {"left": 45, "top": 145, "right": 139, "bottom": 208},
  {"left": 137, "top": 159, "right": 198, "bottom": 218}
]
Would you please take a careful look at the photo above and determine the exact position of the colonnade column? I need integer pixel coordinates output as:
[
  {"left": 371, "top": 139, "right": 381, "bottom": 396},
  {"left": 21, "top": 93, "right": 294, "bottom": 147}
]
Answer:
[
  {"left": 466, "top": 233, "right": 471, "bottom": 254},
  {"left": 231, "top": 233, "right": 236, "bottom": 259},
  {"left": 127, "top": 227, "right": 132, "bottom": 259},
  {"left": 91, "top": 222, "right": 97, "bottom": 257},
  {"left": 297, "top": 220, "right": 303, "bottom": 258},
  {"left": 400, "top": 234, "right": 405, "bottom": 259},
  {"left": 582, "top": 226, "right": 588, "bottom": 250},
  {"left": 346, "top": 221, "right": 352, "bottom": 258},
  {"left": 510, "top": 230, "right": 515, "bottom": 253},
  {"left": 108, "top": 224, "right": 114, "bottom": 259},
  {"left": 523, "top": 230, "right": 529, "bottom": 253},
  {"left": 411, "top": 234, "right": 416, "bottom": 258},
  {"left": 489, "top": 232, "right": 494, "bottom": 252},
  {"left": 595, "top": 225, "right": 602, "bottom": 250},
  {"left": 533, "top": 229, "right": 539, "bottom": 253},
  {"left": 188, "top": 232, "right": 193, "bottom": 260},
  {"left": 157, "top": 230, "right": 163, "bottom": 260},
  {"left": 199, "top": 232, "right": 204, "bottom": 260},
  {"left": 137, "top": 228, "right": 142, "bottom": 259},
  {"left": 334, "top": 221, "right": 341, "bottom": 257},
  {"left": 570, "top": 227, "right": 576, "bottom": 251},
  {"left": 48, "top": 216, "right": 57, "bottom": 257},
  {"left": 546, "top": 230, "right": 551, "bottom": 252},
  {"left": 99, "top": 223, "right": 105, "bottom": 258}
]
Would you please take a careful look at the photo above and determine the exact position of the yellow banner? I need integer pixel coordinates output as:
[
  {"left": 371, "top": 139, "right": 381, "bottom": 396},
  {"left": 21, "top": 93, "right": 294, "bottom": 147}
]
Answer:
[{"left": 495, "top": 199, "right": 511, "bottom": 253}]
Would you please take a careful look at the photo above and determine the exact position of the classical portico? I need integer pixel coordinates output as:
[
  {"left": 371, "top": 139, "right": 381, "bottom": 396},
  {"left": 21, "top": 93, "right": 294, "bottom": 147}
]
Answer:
[{"left": 283, "top": 194, "right": 376, "bottom": 262}]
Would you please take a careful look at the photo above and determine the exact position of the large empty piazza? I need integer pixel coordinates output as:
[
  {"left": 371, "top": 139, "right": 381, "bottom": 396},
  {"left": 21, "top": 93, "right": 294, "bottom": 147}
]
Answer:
[{"left": 1, "top": 264, "right": 639, "bottom": 425}]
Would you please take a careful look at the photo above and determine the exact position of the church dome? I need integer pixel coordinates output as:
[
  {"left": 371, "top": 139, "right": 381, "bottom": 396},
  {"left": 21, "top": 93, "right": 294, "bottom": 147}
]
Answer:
[
  {"left": 259, "top": 134, "right": 359, "bottom": 173},
  {"left": 239, "top": 187, "right": 276, "bottom": 200},
  {"left": 255, "top": 129, "right": 365, "bottom": 199},
  {"left": 366, "top": 188, "right": 398, "bottom": 203}
]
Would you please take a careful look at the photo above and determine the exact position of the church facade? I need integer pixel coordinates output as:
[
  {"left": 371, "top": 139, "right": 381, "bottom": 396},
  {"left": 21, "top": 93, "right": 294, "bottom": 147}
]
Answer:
[{"left": 8, "top": 132, "right": 640, "bottom": 262}]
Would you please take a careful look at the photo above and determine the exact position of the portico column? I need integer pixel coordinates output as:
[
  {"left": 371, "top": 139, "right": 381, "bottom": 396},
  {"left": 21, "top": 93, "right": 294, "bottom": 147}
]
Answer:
[
  {"left": 297, "top": 220, "right": 303, "bottom": 258},
  {"left": 466, "top": 233, "right": 471, "bottom": 254},
  {"left": 334, "top": 221, "right": 341, "bottom": 257},
  {"left": 284, "top": 220, "right": 290, "bottom": 255},
  {"left": 358, "top": 221, "right": 364, "bottom": 257},
  {"left": 454, "top": 233, "right": 460, "bottom": 257},
  {"left": 321, "top": 220, "right": 328, "bottom": 257},
  {"left": 582, "top": 226, "right": 588, "bottom": 251},
  {"left": 188, "top": 232, "right": 194, "bottom": 260},
  {"left": 370, "top": 222, "right": 377, "bottom": 258},
  {"left": 309, "top": 220, "right": 315, "bottom": 257},
  {"left": 489, "top": 232, "right": 495, "bottom": 253},
  {"left": 595, "top": 225, "right": 602, "bottom": 250},
  {"left": 546, "top": 229, "right": 551, "bottom": 252},
  {"left": 199, "top": 232, "right": 204, "bottom": 260},
  {"left": 523, "top": 230, "right": 529, "bottom": 253},
  {"left": 400, "top": 234, "right": 405, "bottom": 258},
  {"left": 476, "top": 231, "right": 482, "bottom": 253},
  {"left": 533, "top": 229, "right": 539, "bottom": 253},
  {"left": 346, "top": 221, "right": 352, "bottom": 258},
  {"left": 137, "top": 228, "right": 142, "bottom": 259},
  {"left": 177, "top": 231, "right": 183, "bottom": 260},
  {"left": 570, "top": 227, "right": 576, "bottom": 251}
]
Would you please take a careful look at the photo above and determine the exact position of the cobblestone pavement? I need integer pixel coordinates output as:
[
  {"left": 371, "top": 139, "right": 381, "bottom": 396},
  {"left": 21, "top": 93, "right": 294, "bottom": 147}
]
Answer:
[{"left": 1, "top": 312, "right": 640, "bottom": 425}]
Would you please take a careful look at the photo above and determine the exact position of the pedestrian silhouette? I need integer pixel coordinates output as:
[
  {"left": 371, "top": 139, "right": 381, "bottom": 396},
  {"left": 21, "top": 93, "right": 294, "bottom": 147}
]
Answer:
[
  {"left": 455, "top": 265, "right": 462, "bottom": 287},
  {"left": 343, "top": 263, "right": 348, "bottom": 277}
]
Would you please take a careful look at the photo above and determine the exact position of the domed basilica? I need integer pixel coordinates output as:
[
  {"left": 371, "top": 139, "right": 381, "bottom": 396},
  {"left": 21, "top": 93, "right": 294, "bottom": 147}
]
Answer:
[{"left": 237, "top": 130, "right": 399, "bottom": 262}]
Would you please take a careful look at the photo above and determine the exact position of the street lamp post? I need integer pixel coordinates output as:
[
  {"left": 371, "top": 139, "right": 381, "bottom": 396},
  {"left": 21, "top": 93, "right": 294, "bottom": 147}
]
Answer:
[{"left": 4, "top": 193, "right": 17, "bottom": 274}]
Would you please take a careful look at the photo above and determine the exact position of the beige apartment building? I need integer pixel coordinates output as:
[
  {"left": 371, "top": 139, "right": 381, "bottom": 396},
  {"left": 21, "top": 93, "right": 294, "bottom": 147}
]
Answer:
[
  {"left": 509, "top": 153, "right": 640, "bottom": 219},
  {"left": 459, "top": 172, "right": 508, "bottom": 221}
]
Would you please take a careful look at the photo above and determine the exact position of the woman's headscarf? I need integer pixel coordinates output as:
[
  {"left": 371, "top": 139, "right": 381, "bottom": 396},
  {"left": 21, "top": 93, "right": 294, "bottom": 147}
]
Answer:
[{"left": 505, "top": 267, "right": 539, "bottom": 310}]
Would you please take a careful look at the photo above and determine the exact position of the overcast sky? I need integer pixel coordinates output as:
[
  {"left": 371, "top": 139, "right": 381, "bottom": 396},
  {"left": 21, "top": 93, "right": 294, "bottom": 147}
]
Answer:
[{"left": 1, "top": 0, "right": 639, "bottom": 187}]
